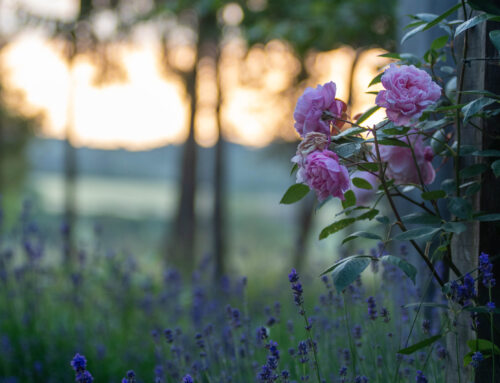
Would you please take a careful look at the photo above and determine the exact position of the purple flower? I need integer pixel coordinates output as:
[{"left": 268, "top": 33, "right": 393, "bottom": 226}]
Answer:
[
  {"left": 297, "top": 341, "right": 309, "bottom": 363},
  {"left": 487, "top": 301, "right": 496, "bottom": 312},
  {"left": 76, "top": 371, "right": 94, "bottom": 383},
  {"left": 354, "top": 376, "right": 368, "bottom": 383},
  {"left": 479, "top": 252, "right": 496, "bottom": 288},
  {"left": 70, "top": 354, "right": 87, "bottom": 373},
  {"left": 376, "top": 132, "right": 435, "bottom": 185},
  {"left": 471, "top": 351, "right": 484, "bottom": 368},
  {"left": 294, "top": 82, "right": 347, "bottom": 137},
  {"left": 182, "top": 374, "right": 194, "bottom": 383},
  {"left": 367, "top": 296, "right": 377, "bottom": 320},
  {"left": 376, "top": 64, "right": 441, "bottom": 126},
  {"left": 380, "top": 307, "right": 390, "bottom": 323},
  {"left": 288, "top": 268, "right": 299, "bottom": 283},
  {"left": 295, "top": 150, "right": 350, "bottom": 201},
  {"left": 416, "top": 370, "right": 428, "bottom": 383},
  {"left": 450, "top": 273, "right": 476, "bottom": 306}
]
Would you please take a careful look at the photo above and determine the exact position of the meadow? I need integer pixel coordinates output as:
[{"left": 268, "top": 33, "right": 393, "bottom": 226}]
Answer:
[{"left": 0, "top": 201, "right": 444, "bottom": 383}]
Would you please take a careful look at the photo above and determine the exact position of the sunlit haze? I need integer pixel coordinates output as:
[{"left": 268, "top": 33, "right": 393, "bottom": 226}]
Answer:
[{"left": 0, "top": 2, "right": 389, "bottom": 150}]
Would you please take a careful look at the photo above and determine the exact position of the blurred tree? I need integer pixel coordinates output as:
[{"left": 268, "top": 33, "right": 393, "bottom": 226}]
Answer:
[
  {"left": 0, "top": 2, "right": 38, "bottom": 223},
  {"left": 16, "top": 0, "right": 131, "bottom": 261},
  {"left": 240, "top": 0, "right": 397, "bottom": 269},
  {"left": 154, "top": 1, "right": 228, "bottom": 275}
]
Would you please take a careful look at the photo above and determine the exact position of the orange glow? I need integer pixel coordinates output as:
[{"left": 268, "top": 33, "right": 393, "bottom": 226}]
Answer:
[{"left": 1, "top": 30, "right": 389, "bottom": 150}]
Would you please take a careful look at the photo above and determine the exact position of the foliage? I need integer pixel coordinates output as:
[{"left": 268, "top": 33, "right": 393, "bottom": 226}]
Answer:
[
  {"left": 282, "top": 2, "right": 500, "bottom": 381},
  {"left": 0, "top": 206, "right": 449, "bottom": 382}
]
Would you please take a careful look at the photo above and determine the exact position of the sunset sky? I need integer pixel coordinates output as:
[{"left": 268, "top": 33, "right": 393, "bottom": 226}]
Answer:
[{"left": 0, "top": 0, "right": 389, "bottom": 150}]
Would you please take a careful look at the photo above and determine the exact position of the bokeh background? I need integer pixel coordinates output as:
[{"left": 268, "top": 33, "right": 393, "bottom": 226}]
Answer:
[{"left": 0, "top": 0, "right": 398, "bottom": 279}]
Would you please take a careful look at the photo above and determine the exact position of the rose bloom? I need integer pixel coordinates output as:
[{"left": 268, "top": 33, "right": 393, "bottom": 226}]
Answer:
[
  {"left": 350, "top": 170, "right": 379, "bottom": 206},
  {"left": 376, "top": 64, "right": 441, "bottom": 126},
  {"left": 293, "top": 82, "right": 347, "bottom": 137},
  {"left": 295, "top": 149, "right": 350, "bottom": 201},
  {"left": 376, "top": 133, "right": 435, "bottom": 185}
]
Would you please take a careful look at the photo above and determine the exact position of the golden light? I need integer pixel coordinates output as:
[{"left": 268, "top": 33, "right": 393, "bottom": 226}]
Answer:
[{"left": 1, "top": 25, "right": 389, "bottom": 150}]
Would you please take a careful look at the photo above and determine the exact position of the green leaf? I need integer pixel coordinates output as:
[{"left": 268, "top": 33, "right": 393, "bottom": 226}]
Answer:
[
  {"left": 460, "top": 90, "right": 500, "bottom": 100},
  {"left": 401, "top": 23, "right": 427, "bottom": 44},
  {"left": 380, "top": 255, "right": 417, "bottom": 283},
  {"left": 475, "top": 213, "right": 500, "bottom": 222},
  {"left": 376, "top": 216, "right": 390, "bottom": 225},
  {"left": 378, "top": 52, "right": 401, "bottom": 59},
  {"left": 472, "top": 149, "right": 500, "bottom": 157},
  {"left": 357, "top": 209, "right": 379, "bottom": 221},
  {"left": 369, "top": 73, "right": 383, "bottom": 87},
  {"left": 334, "top": 142, "right": 362, "bottom": 158},
  {"left": 319, "top": 254, "right": 372, "bottom": 276},
  {"left": 393, "top": 227, "right": 441, "bottom": 241},
  {"left": 332, "top": 127, "right": 365, "bottom": 140},
  {"left": 342, "top": 231, "right": 383, "bottom": 245},
  {"left": 441, "top": 178, "right": 456, "bottom": 194},
  {"left": 462, "top": 97, "right": 497, "bottom": 122},
  {"left": 356, "top": 106, "right": 380, "bottom": 125},
  {"left": 465, "top": 182, "right": 481, "bottom": 197},
  {"left": 422, "top": 3, "right": 461, "bottom": 31},
  {"left": 448, "top": 197, "right": 472, "bottom": 219},
  {"left": 401, "top": 212, "right": 441, "bottom": 225},
  {"left": 377, "top": 138, "right": 409, "bottom": 147},
  {"left": 492, "top": 159, "right": 500, "bottom": 177},
  {"left": 290, "top": 163, "right": 298, "bottom": 176},
  {"left": 319, "top": 218, "right": 356, "bottom": 240},
  {"left": 382, "top": 126, "right": 410, "bottom": 135},
  {"left": 280, "top": 184, "right": 309, "bottom": 204},
  {"left": 357, "top": 162, "right": 379, "bottom": 172},
  {"left": 352, "top": 177, "right": 373, "bottom": 190},
  {"left": 421, "top": 190, "right": 446, "bottom": 200},
  {"left": 342, "top": 190, "right": 356, "bottom": 209},
  {"left": 465, "top": 306, "right": 500, "bottom": 314},
  {"left": 467, "top": 339, "right": 500, "bottom": 354},
  {"left": 468, "top": 0, "right": 500, "bottom": 14},
  {"left": 490, "top": 29, "right": 500, "bottom": 51},
  {"left": 455, "top": 13, "right": 493, "bottom": 37},
  {"left": 331, "top": 256, "right": 371, "bottom": 293},
  {"left": 431, "top": 35, "right": 449, "bottom": 50},
  {"left": 459, "top": 163, "right": 489, "bottom": 178},
  {"left": 398, "top": 335, "right": 442, "bottom": 355},
  {"left": 442, "top": 222, "right": 467, "bottom": 234}
]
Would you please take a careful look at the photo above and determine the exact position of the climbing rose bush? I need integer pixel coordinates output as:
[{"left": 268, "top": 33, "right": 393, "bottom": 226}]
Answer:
[
  {"left": 293, "top": 81, "right": 347, "bottom": 137},
  {"left": 294, "top": 149, "right": 350, "bottom": 201},
  {"left": 376, "top": 131, "right": 435, "bottom": 185},
  {"left": 376, "top": 64, "right": 441, "bottom": 126}
]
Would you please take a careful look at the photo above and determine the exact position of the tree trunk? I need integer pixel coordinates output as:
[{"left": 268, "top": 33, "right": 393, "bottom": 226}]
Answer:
[
  {"left": 171, "top": 64, "right": 198, "bottom": 269},
  {"left": 474, "top": 18, "right": 500, "bottom": 383},
  {"left": 447, "top": 10, "right": 500, "bottom": 383},
  {"left": 170, "top": 17, "right": 205, "bottom": 270},
  {"left": 63, "top": 44, "right": 78, "bottom": 263},
  {"left": 213, "top": 45, "right": 226, "bottom": 279}
]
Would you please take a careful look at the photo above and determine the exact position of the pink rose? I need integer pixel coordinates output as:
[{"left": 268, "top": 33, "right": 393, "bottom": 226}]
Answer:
[
  {"left": 296, "top": 150, "right": 350, "bottom": 201},
  {"left": 376, "top": 64, "right": 441, "bottom": 126},
  {"left": 351, "top": 171, "right": 379, "bottom": 206},
  {"left": 376, "top": 132, "right": 435, "bottom": 185},
  {"left": 293, "top": 82, "right": 347, "bottom": 137}
]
